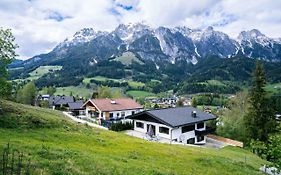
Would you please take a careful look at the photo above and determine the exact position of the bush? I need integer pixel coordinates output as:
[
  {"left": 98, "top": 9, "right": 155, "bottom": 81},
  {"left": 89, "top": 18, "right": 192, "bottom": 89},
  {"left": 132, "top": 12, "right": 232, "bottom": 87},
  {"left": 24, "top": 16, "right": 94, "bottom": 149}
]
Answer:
[{"left": 109, "top": 122, "right": 133, "bottom": 131}]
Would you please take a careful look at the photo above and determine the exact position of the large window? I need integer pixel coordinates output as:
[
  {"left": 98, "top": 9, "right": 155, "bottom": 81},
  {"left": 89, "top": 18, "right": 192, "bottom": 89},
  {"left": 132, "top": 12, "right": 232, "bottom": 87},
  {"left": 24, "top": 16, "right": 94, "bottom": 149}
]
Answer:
[
  {"left": 136, "top": 122, "right": 144, "bottom": 128},
  {"left": 182, "top": 124, "right": 195, "bottom": 133},
  {"left": 197, "top": 135, "right": 204, "bottom": 142},
  {"left": 197, "top": 122, "right": 204, "bottom": 129},
  {"left": 159, "top": 126, "right": 169, "bottom": 135},
  {"left": 187, "top": 138, "right": 195, "bottom": 144},
  {"left": 109, "top": 113, "right": 113, "bottom": 118}
]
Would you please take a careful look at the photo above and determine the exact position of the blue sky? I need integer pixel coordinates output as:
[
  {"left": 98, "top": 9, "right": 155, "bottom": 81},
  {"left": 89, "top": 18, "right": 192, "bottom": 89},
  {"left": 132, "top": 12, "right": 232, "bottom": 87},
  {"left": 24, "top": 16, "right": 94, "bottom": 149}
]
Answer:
[{"left": 1, "top": 0, "right": 281, "bottom": 59}]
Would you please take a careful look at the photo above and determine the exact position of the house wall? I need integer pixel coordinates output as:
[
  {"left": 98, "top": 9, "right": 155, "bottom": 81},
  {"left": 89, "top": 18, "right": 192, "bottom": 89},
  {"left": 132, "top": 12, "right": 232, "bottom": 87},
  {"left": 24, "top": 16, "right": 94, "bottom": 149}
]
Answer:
[
  {"left": 134, "top": 119, "right": 172, "bottom": 139},
  {"left": 171, "top": 122, "right": 206, "bottom": 144},
  {"left": 133, "top": 120, "right": 206, "bottom": 144},
  {"left": 103, "top": 109, "right": 143, "bottom": 120}
]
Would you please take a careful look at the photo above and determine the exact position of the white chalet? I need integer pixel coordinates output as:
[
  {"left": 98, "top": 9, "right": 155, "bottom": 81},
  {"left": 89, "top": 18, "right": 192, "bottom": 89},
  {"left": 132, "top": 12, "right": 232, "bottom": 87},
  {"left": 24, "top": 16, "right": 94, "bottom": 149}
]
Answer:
[{"left": 129, "top": 107, "right": 216, "bottom": 144}]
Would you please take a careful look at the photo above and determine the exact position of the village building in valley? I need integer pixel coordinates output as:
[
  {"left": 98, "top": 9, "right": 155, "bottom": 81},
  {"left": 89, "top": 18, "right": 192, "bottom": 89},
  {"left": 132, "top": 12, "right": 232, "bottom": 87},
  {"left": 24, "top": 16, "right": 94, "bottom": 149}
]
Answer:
[
  {"left": 129, "top": 107, "right": 216, "bottom": 144},
  {"left": 82, "top": 98, "right": 143, "bottom": 122}
]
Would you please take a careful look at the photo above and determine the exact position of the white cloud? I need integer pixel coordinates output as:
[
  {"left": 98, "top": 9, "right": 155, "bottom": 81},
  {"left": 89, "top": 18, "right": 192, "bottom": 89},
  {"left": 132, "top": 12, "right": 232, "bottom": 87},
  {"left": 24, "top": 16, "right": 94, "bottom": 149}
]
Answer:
[{"left": 0, "top": 0, "right": 280, "bottom": 59}]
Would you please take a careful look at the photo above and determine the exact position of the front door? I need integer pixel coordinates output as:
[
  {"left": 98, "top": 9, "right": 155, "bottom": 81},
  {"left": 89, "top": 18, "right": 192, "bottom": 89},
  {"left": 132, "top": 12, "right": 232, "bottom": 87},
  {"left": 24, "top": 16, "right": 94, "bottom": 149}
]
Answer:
[{"left": 147, "top": 124, "right": 156, "bottom": 136}]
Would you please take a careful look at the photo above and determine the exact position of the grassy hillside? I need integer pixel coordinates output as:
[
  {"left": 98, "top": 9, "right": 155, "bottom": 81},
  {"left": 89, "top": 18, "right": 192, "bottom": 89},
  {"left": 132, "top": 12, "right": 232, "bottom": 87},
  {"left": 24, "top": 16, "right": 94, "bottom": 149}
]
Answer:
[
  {"left": 126, "top": 90, "right": 156, "bottom": 98},
  {"left": 0, "top": 100, "right": 266, "bottom": 175},
  {"left": 113, "top": 52, "right": 144, "bottom": 66},
  {"left": 54, "top": 86, "right": 93, "bottom": 98},
  {"left": 11, "top": 66, "right": 62, "bottom": 83}
]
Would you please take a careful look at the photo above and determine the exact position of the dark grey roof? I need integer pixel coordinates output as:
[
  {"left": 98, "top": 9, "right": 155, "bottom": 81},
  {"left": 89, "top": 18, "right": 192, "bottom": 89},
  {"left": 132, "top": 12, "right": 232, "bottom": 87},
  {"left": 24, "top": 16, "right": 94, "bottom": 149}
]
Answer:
[
  {"left": 68, "top": 102, "right": 84, "bottom": 110},
  {"left": 130, "top": 107, "right": 216, "bottom": 127},
  {"left": 49, "top": 96, "right": 74, "bottom": 106}
]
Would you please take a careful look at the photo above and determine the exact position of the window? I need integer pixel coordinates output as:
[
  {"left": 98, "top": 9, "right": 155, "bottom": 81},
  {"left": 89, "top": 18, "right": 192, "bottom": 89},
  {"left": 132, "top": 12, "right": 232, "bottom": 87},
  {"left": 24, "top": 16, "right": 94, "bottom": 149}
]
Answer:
[
  {"left": 182, "top": 124, "right": 195, "bottom": 133},
  {"left": 121, "top": 111, "right": 125, "bottom": 117},
  {"left": 136, "top": 122, "right": 144, "bottom": 128},
  {"left": 159, "top": 126, "right": 169, "bottom": 134},
  {"left": 131, "top": 111, "right": 135, "bottom": 115},
  {"left": 197, "top": 135, "right": 204, "bottom": 142},
  {"left": 187, "top": 138, "right": 195, "bottom": 144},
  {"left": 197, "top": 122, "right": 204, "bottom": 129},
  {"left": 117, "top": 113, "right": 120, "bottom": 117},
  {"left": 109, "top": 113, "right": 113, "bottom": 118}
]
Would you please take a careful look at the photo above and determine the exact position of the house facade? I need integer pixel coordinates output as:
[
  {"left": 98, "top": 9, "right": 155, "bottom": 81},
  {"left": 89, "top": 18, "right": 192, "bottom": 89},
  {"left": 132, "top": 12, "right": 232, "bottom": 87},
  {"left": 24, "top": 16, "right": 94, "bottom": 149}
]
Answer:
[
  {"left": 129, "top": 107, "right": 216, "bottom": 144},
  {"left": 82, "top": 98, "right": 143, "bottom": 121}
]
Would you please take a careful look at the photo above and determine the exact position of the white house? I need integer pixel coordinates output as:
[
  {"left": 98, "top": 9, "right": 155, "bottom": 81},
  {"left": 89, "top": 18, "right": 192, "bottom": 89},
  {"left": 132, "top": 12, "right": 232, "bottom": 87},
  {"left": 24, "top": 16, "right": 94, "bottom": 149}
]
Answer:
[
  {"left": 129, "top": 107, "right": 216, "bottom": 145},
  {"left": 82, "top": 98, "right": 143, "bottom": 122}
]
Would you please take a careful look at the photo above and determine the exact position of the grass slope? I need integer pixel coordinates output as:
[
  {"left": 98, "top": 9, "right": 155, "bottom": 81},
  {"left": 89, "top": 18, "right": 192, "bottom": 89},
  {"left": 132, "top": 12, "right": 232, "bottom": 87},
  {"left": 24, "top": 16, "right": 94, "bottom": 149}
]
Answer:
[
  {"left": 83, "top": 76, "right": 145, "bottom": 89},
  {"left": 0, "top": 100, "right": 266, "bottom": 175},
  {"left": 126, "top": 90, "right": 156, "bottom": 98},
  {"left": 113, "top": 52, "right": 144, "bottom": 66},
  {"left": 11, "top": 66, "right": 62, "bottom": 83},
  {"left": 54, "top": 86, "right": 92, "bottom": 98}
]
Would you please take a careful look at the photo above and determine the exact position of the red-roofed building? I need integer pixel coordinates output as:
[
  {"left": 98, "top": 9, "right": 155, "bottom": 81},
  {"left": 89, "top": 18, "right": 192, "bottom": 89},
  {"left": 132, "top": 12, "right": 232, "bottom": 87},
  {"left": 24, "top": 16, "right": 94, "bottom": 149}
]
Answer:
[{"left": 82, "top": 98, "right": 143, "bottom": 121}]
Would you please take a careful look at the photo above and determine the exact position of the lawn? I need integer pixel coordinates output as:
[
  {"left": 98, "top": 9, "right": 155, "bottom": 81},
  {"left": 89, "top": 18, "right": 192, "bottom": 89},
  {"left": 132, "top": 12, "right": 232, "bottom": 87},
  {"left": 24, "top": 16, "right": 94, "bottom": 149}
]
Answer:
[
  {"left": 126, "top": 90, "right": 156, "bottom": 98},
  {"left": 55, "top": 86, "right": 93, "bottom": 98},
  {"left": 0, "top": 100, "right": 267, "bottom": 175}
]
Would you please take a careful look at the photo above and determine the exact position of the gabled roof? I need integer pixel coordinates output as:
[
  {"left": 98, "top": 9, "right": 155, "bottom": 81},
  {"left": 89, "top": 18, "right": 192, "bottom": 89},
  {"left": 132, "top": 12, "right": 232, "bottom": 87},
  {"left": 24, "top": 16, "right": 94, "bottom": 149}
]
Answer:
[
  {"left": 129, "top": 107, "right": 216, "bottom": 128},
  {"left": 49, "top": 96, "right": 74, "bottom": 106},
  {"left": 68, "top": 101, "right": 84, "bottom": 110},
  {"left": 83, "top": 98, "right": 143, "bottom": 112}
]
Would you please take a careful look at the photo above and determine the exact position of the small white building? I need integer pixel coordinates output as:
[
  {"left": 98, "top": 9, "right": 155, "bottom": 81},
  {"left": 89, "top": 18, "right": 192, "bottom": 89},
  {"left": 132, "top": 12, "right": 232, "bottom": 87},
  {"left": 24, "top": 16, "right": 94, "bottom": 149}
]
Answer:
[
  {"left": 129, "top": 107, "right": 216, "bottom": 145},
  {"left": 82, "top": 98, "right": 143, "bottom": 121}
]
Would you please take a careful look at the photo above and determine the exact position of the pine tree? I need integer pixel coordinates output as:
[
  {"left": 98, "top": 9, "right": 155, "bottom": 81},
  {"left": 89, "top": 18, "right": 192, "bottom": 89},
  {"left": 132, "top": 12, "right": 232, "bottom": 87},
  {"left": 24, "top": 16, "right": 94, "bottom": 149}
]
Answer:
[{"left": 244, "top": 61, "right": 277, "bottom": 142}]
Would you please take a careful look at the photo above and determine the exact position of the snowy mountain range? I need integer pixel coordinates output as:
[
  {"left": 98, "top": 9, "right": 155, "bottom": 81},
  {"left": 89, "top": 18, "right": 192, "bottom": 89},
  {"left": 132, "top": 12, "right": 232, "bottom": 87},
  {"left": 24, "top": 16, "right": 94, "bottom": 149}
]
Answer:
[{"left": 19, "top": 23, "right": 281, "bottom": 68}]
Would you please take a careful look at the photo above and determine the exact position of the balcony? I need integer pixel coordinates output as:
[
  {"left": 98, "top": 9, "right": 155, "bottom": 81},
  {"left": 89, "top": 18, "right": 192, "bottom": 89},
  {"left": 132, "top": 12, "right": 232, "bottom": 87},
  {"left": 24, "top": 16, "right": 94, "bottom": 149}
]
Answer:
[{"left": 195, "top": 127, "right": 215, "bottom": 136}]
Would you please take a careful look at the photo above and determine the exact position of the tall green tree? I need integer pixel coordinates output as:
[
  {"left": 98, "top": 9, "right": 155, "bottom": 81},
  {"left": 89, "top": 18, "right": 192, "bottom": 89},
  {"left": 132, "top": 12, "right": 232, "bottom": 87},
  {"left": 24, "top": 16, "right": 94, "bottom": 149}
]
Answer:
[
  {"left": 217, "top": 91, "right": 248, "bottom": 142},
  {"left": 191, "top": 97, "right": 197, "bottom": 108},
  {"left": 244, "top": 61, "right": 277, "bottom": 142},
  {"left": 0, "top": 28, "right": 18, "bottom": 98},
  {"left": 16, "top": 82, "right": 37, "bottom": 105}
]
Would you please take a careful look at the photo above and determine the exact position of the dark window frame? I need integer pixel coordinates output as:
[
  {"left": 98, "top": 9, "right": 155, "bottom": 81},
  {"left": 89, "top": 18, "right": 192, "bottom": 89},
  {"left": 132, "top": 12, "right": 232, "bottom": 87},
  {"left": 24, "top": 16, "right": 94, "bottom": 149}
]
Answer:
[
  {"left": 197, "top": 135, "right": 204, "bottom": 142},
  {"left": 136, "top": 122, "right": 144, "bottom": 128},
  {"left": 159, "top": 126, "right": 169, "bottom": 135},
  {"left": 197, "top": 122, "right": 204, "bottom": 129},
  {"left": 109, "top": 113, "right": 113, "bottom": 118},
  {"left": 182, "top": 124, "right": 195, "bottom": 133}
]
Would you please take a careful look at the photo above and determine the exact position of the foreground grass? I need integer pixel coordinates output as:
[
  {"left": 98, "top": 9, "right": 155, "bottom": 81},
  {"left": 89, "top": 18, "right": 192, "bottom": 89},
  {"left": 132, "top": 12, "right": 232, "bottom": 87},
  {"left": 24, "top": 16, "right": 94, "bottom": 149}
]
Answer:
[{"left": 0, "top": 100, "right": 266, "bottom": 175}]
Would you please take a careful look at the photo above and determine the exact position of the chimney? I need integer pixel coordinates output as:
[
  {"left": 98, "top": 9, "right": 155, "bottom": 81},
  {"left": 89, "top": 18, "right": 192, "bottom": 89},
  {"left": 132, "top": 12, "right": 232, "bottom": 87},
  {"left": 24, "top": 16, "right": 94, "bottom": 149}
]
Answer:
[
  {"left": 110, "top": 100, "right": 116, "bottom": 104},
  {"left": 191, "top": 111, "right": 197, "bottom": 118}
]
